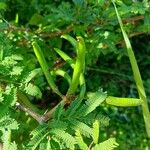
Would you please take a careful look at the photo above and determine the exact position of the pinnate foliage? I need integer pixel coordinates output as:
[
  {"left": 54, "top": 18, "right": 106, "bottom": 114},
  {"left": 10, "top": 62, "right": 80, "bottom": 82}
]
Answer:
[
  {"left": 0, "top": 32, "right": 118, "bottom": 149},
  {"left": 0, "top": 0, "right": 150, "bottom": 149},
  {"left": 26, "top": 91, "right": 118, "bottom": 150}
]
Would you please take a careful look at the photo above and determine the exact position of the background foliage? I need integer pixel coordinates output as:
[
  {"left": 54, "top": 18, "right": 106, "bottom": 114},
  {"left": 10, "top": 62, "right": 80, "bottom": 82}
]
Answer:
[{"left": 0, "top": 0, "right": 150, "bottom": 149}]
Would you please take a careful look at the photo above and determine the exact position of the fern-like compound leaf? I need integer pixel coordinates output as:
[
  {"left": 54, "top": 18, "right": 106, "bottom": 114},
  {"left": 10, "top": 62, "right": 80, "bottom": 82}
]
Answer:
[
  {"left": 68, "top": 119, "right": 93, "bottom": 137},
  {"left": 24, "top": 68, "right": 42, "bottom": 83},
  {"left": 39, "top": 138, "right": 51, "bottom": 150},
  {"left": 24, "top": 83, "right": 42, "bottom": 99},
  {"left": 26, "top": 124, "right": 49, "bottom": 150},
  {"left": 10, "top": 66, "right": 24, "bottom": 76},
  {"left": 92, "top": 138, "right": 119, "bottom": 150},
  {"left": 64, "top": 97, "right": 82, "bottom": 117},
  {"left": 0, "top": 93, "right": 4, "bottom": 102},
  {"left": 2, "top": 129, "right": 11, "bottom": 150},
  {"left": 29, "top": 124, "right": 48, "bottom": 138},
  {"left": 53, "top": 102, "right": 65, "bottom": 120},
  {"left": 0, "top": 116, "right": 18, "bottom": 130},
  {"left": 75, "top": 129, "right": 89, "bottom": 150},
  {"left": 2, "top": 129, "right": 17, "bottom": 150},
  {"left": 82, "top": 112, "right": 110, "bottom": 127},
  {"left": 96, "top": 114, "right": 110, "bottom": 127},
  {"left": 76, "top": 91, "right": 107, "bottom": 117},
  {"left": 49, "top": 120, "right": 68, "bottom": 130},
  {"left": 50, "top": 129, "right": 76, "bottom": 149},
  {"left": 0, "top": 85, "right": 17, "bottom": 118}
]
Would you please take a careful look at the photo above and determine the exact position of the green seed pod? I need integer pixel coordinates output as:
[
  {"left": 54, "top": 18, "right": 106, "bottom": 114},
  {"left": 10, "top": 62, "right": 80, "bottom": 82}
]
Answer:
[
  {"left": 106, "top": 96, "right": 143, "bottom": 107},
  {"left": 32, "top": 41, "right": 63, "bottom": 98},
  {"left": 67, "top": 36, "right": 86, "bottom": 96}
]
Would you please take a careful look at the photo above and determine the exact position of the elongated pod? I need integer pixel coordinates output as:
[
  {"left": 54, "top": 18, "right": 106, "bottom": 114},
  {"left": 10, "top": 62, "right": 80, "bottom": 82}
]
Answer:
[
  {"left": 32, "top": 41, "right": 63, "bottom": 98},
  {"left": 55, "top": 36, "right": 86, "bottom": 99},
  {"left": 67, "top": 36, "right": 86, "bottom": 97},
  {"left": 106, "top": 96, "right": 143, "bottom": 107}
]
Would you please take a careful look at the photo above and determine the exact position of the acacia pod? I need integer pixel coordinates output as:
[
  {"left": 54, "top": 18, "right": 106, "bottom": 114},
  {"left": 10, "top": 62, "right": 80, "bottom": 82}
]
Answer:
[
  {"left": 67, "top": 36, "right": 86, "bottom": 96},
  {"left": 106, "top": 96, "right": 143, "bottom": 107}
]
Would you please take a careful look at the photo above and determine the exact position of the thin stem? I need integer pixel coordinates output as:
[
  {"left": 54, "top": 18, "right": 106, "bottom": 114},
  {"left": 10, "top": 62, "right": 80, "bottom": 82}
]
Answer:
[
  {"left": 42, "top": 98, "right": 67, "bottom": 122},
  {"left": 17, "top": 91, "right": 42, "bottom": 114},
  {"left": 16, "top": 102, "right": 44, "bottom": 124},
  {"left": 87, "top": 67, "right": 132, "bottom": 80}
]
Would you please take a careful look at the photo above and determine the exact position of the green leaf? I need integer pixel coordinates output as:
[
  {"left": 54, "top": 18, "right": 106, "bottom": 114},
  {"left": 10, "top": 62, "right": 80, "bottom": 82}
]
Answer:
[
  {"left": 27, "top": 124, "right": 49, "bottom": 150},
  {"left": 92, "top": 138, "right": 119, "bottom": 150},
  {"left": 0, "top": 93, "right": 4, "bottom": 102},
  {"left": 10, "top": 66, "right": 23, "bottom": 76},
  {"left": 53, "top": 102, "right": 65, "bottom": 120},
  {"left": 29, "top": 14, "right": 45, "bottom": 26},
  {"left": 2, "top": 129, "right": 11, "bottom": 150},
  {"left": 92, "top": 120, "right": 100, "bottom": 144},
  {"left": 0, "top": 85, "right": 17, "bottom": 118},
  {"left": 24, "top": 83, "right": 42, "bottom": 99},
  {"left": 82, "top": 112, "right": 110, "bottom": 127},
  {"left": 65, "top": 97, "right": 82, "bottom": 117},
  {"left": 69, "top": 119, "right": 93, "bottom": 137},
  {"left": 0, "top": 116, "right": 18, "bottom": 130},
  {"left": 49, "top": 120, "right": 67, "bottom": 130},
  {"left": 50, "top": 129, "right": 76, "bottom": 149},
  {"left": 144, "top": 13, "right": 150, "bottom": 32},
  {"left": 76, "top": 91, "right": 107, "bottom": 117},
  {"left": 25, "top": 68, "right": 42, "bottom": 83},
  {"left": 39, "top": 138, "right": 51, "bottom": 150},
  {"left": 2, "top": 129, "right": 17, "bottom": 150},
  {"left": 75, "top": 130, "right": 89, "bottom": 150}
]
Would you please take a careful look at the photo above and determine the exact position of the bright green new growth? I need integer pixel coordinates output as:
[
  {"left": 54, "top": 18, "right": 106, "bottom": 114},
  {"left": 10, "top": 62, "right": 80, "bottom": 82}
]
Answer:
[
  {"left": 75, "top": 130, "right": 89, "bottom": 150},
  {"left": 32, "top": 41, "right": 63, "bottom": 98},
  {"left": 75, "top": 120, "right": 119, "bottom": 150},
  {"left": 93, "top": 138, "right": 119, "bottom": 150},
  {"left": 112, "top": 1, "right": 150, "bottom": 137},
  {"left": 2, "top": 129, "right": 16, "bottom": 150}
]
